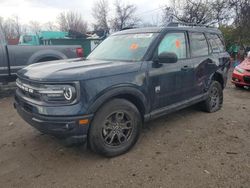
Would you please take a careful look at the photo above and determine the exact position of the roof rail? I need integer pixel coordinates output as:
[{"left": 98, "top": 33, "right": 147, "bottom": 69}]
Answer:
[
  {"left": 166, "top": 22, "right": 216, "bottom": 29},
  {"left": 121, "top": 27, "right": 136, "bottom": 31}
]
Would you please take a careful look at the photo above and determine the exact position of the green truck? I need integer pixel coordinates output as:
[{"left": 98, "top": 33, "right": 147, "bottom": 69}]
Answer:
[
  {"left": 19, "top": 31, "right": 103, "bottom": 57},
  {"left": 19, "top": 31, "right": 68, "bottom": 46}
]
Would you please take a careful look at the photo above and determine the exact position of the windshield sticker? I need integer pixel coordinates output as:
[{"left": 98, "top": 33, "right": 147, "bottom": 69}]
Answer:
[
  {"left": 175, "top": 40, "right": 181, "bottom": 48},
  {"left": 133, "top": 33, "right": 153, "bottom": 38},
  {"left": 130, "top": 43, "right": 139, "bottom": 50}
]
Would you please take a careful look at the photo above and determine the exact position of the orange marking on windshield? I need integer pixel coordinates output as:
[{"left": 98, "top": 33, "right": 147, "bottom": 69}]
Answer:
[
  {"left": 175, "top": 40, "right": 181, "bottom": 48},
  {"left": 130, "top": 43, "right": 139, "bottom": 50}
]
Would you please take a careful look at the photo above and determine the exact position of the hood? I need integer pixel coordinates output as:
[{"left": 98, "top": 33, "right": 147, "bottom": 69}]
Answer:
[
  {"left": 17, "top": 58, "right": 142, "bottom": 82},
  {"left": 239, "top": 59, "right": 250, "bottom": 70}
]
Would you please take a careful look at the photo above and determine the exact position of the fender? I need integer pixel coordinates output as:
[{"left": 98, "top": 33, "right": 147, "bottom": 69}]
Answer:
[
  {"left": 207, "top": 71, "right": 225, "bottom": 91},
  {"left": 27, "top": 49, "right": 67, "bottom": 64},
  {"left": 87, "top": 85, "right": 149, "bottom": 115}
]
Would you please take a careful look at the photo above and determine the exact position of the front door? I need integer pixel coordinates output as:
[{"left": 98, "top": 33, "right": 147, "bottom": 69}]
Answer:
[{"left": 148, "top": 31, "right": 193, "bottom": 110}]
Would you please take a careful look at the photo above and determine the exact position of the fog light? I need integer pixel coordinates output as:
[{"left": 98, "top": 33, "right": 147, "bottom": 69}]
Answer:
[{"left": 65, "top": 123, "right": 74, "bottom": 130}]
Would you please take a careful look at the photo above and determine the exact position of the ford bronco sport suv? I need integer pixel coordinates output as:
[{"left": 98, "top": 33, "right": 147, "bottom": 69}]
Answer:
[{"left": 14, "top": 23, "right": 230, "bottom": 157}]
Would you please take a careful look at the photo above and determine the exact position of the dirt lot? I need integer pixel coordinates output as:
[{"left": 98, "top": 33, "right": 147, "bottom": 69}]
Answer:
[{"left": 0, "top": 80, "right": 249, "bottom": 188}]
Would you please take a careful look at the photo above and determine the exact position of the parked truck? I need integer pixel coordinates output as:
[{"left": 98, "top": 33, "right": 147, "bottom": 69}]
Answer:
[
  {"left": 0, "top": 27, "right": 83, "bottom": 83},
  {"left": 19, "top": 31, "right": 68, "bottom": 46},
  {"left": 19, "top": 31, "right": 103, "bottom": 57}
]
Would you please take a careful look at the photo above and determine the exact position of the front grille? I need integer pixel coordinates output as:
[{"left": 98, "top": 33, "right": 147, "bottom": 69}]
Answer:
[
  {"left": 16, "top": 77, "right": 78, "bottom": 106},
  {"left": 243, "top": 76, "right": 250, "bottom": 84},
  {"left": 16, "top": 78, "right": 42, "bottom": 102},
  {"left": 18, "top": 88, "right": 41, "bottom": 101}
]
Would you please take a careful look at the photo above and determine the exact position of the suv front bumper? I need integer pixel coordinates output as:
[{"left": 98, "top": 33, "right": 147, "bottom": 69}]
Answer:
[{"left": 14, "top": 96, "right": 93, "bottom": 145}]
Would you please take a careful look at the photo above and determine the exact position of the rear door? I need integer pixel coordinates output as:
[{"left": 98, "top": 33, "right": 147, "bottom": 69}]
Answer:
[
  {"left": 188, "top": 32, "right": 211, "bottom": 96},
  {"left": 206, "top": 33, "right": 230, "bottom": 85}
]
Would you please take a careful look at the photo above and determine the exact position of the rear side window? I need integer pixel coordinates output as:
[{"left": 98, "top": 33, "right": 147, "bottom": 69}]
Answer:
[
  {"left": 207, "top": 34, "right": 225, "bottom": 53},
  {"left": 158, "top": 32, "right": 187, "bottom": 59},
  {"left": 189, "top": 32, "right": 209, "bottom": 57},
  {"left": 23, "top": 35, "right": 33, "bottom": 43}
]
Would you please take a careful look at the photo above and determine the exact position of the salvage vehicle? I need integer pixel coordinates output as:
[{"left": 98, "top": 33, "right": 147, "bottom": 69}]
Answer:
[
  {"left": 14, "top": 22, "right": 231, "bottom": 157},
  {"left": 0, "top": 26, "right": 83, "bottom": 83},
  {"left": 232, "top": 52, "right": 250, "bottom": 88}
]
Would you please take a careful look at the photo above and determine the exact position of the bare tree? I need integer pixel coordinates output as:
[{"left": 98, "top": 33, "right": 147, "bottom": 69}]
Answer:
[
  {"left": 29, "top": 21, "right": 41, "bottom": 33},
  {"left": 0, "top": 17, "right": 4, "bottom": 30},
  {"left": 211, "top": 0, "right": 230, "bottom": 26},
  {"left": 162, "top": 0, "right": 230, "bottom": 25},
  {"left": 57, "top": 11, "right": 88, "bottom": 33},
  {"left": 12, "top": 16, "right": 21, "bottom": 37},
  {"left": 162, "top": 7, "right": 174, "bottom": 25},
  {"left": 43, "top": 22, "right": 57, "bottom": 31},
  {"left": 1, "top": 16, "right": 22, "bottom": 38},
  {"left": 110, "top": 0, "right": 139, "bottom": 31},
  {"left": 229, "top": 0, "right": 250, "bottom": 25},
  {"left": 176, "top": 0, "right": 214, "bottom": 24},
  {"left": 229, "top": 0, "right": 250, "bottom": 44},
  {"left": 92, "top": 0, "right": 109, "bottom": 32}
]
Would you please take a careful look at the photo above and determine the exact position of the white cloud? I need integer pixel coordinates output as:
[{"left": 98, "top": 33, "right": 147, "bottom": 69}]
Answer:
[{"left": 0, "top": 0, "right": 61, "bottom": 24}]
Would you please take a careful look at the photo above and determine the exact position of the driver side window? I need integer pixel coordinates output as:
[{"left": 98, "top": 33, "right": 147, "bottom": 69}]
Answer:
[{"left": 158, "top": 32, "right": 187, "bottom": 59}]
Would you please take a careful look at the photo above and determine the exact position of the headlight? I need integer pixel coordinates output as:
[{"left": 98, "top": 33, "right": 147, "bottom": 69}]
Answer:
[
  {"left": 39, "top": 84, "right": 78, "bottom": 103},
  {"left": 63, "top": 87, "right": 74, "bottom": 101},
  {"left": 235, "top": 66, "right": 245, "bottom": 74}
]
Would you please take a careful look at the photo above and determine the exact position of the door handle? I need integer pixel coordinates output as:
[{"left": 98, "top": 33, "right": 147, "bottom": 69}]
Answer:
[{"left": 181, "top": 65, "right": 191, "bottom": 71}]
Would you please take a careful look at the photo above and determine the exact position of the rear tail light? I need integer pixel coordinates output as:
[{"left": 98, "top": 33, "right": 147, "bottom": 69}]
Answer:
[{"left": 76, "top": 48, "right": 83, "bottom": 57}]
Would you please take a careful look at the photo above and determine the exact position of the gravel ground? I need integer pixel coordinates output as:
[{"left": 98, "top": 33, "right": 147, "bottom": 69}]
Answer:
[{"left": 0, "top": 80, "right": 249, "bottom": 188}]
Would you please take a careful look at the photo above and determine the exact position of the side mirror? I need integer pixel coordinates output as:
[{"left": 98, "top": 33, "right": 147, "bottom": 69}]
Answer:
[{"left": 157, "top": 52, "right": 178, "bottom": 64}]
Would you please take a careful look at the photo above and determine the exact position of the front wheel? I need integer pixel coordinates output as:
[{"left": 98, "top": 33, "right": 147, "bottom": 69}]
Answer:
[
  {"left": 200, "top": 81, "right": 223, "bottom": 113},
  {"left": 88, "top": 99, "right": 142, "bottom": 157}
]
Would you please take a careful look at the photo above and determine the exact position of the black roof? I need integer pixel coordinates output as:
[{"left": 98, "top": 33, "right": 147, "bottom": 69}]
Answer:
[{"left": 113, "top": 25, "right": 221, "bottom": 36}]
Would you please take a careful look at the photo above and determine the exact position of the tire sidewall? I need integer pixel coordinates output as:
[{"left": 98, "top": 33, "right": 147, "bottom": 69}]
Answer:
[
  {"left": 206, "top": 81, "right": 223, "bottom": 112},
  {"left": 88, "top": 99, "right": 142, "bottom": 157}
]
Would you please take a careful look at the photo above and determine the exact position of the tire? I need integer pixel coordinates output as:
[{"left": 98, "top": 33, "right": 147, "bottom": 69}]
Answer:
[
  {"left": 88, "top": 99, "right": 142, "bottom": 157},
  {"left": 201, "top": 81, "right": 223, "bottom": 113}
]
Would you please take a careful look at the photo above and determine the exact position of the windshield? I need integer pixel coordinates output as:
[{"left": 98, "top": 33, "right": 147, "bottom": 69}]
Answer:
[{"left": 87, "top": 33, "right": 157, "bottom": 61}]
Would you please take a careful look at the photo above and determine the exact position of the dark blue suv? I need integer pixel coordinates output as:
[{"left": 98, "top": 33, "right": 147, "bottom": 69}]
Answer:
[{"left": 14, "top": 23, "right": 231, "bottom": 157}]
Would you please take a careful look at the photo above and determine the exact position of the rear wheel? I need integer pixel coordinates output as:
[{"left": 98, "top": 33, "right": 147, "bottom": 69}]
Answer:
[
  {"left": 88, "top": 99, "right": 142, "bottom": 157},
  {"left": 201, "top": 81, "right": 223, "bottom": 113}
]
